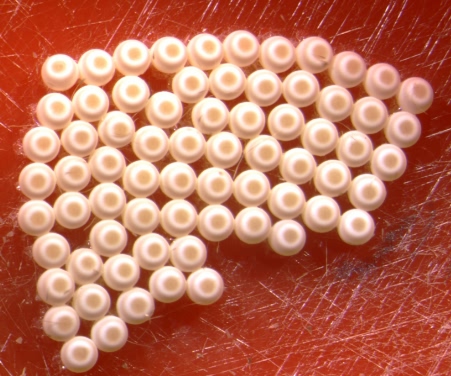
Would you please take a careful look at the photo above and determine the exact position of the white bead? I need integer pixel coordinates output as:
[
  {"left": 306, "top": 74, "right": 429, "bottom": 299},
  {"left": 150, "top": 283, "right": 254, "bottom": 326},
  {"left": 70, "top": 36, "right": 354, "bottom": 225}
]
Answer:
[
  {"left": 60, "top": 336, "right": 98, "bottom": 373},
  {"left": 169, "top": 127, "right": 206, "bottom": 163},
  {"left": 206, "top": 131, "right": 242, "bottom": 169},
  {"left": 122, "top": 160, "right": 159, "bottom": 198},
  {"left": 328, "top": 51, "right": 366, "bottom": 88},
  {"left": 364, "top": 63, "right": 400, "bottom": 99},
  {"left": 72, "top": 85, "right": 109, "bottom": 122},
  {"left": 268, "top": 183, "right": 305, "bottom": 220},
  {"left": 396, "top": 77, "right": 433, "bottom": 114},
  {"left": 91, "top": 315, "right": 128, "bottom": 353},
  {"left": 54, "top": 192, "right": 91, "bottom": 229},
  {"left": 32, "top": 232, "right": 70, "bottom": 269},
  {"left": 229, "top": 101, "right": 265, "bottom": 139},
  {"left": 302, "top": 195, "right": 341, "bottom": 233},
  {"left": 268, "top": 104, "right": 305, "bottom": 141},
  {"left": 133, "top": 233, "right": 171, "bottom": 271},
  {"left": 384, "top": 111, "right": 421, "bottom": 148},
  {"left": 196, "top": 167, "right": 233, "bottom": 205},
  {"left": 282, "top": 70, "right": 320, "bottom": 108},
  {"left": 159, "top": 162, "right": 197, "bottom": 199},
  {"left": 370, "top": 144, "right": 407, "bottom": 181},
  {"left": 66, "top": 248, "right": 103, "bottom": 285},
  {"left": 36, "top": 93, "right": 74, "bottom": 130},
  {"left": 186, "top": 268, "right": 224, "bottom": 305},
  {"left": 244, "top": 135, "right": 282, "bottom": 172},
  {"left": 54, "top": 156, "right": 91, "bottom": 192},
  {"left": 112, "top": 75, "right": 150, "bottom": 113},
  {"left": 145, "top": 91, "right": 182, "bottom": 129},
  {"left": 233, "top": 169, "right": 271, "bottom": 207},
  {"left": 78, "top": 49, "right": 115, "bottom": 86},
  {"left": 268, "top": 220, "right": 307, "bottom": 256},
  {"left": 172, "top": 66, "right": 209, "bottom": 103},
  {"left": 192, "top": 97, "right": 229, "bottom": 135},
  {"left": 223, "top": 30, "right": 259, "bottom": 67},
  {"left": 113, "top": 39, "right": 151, "bottom": 76},
  {"left": 117, "top": 287, "right": 155, "bottom": 325},
  {"left": 314, "top": 160, "right": 352, "bottom": 197},
  {"left": 295, "top": 37, "right": 333, "bottom": 74},
  {"left": 84, "top": 171, "right": 121, "bottom": 213},
  {"left": 19, "top": 163, "right": 56, "bottom": 200},
  {"left": 316, "top": 85, "right": 354, "bottom": 122},
  {"left": 72, "top": 283, "right": 110, "bottom": 321},
  {"left": 23, "top": 127, "right": 60, "bottom": 163},
  {"left": 197, "top": 205, "right": 234, "bottom": 242},
  {"left": 338, "top": 209, "right": 375, "bottom": 245},
  {"left": 187, "top": 33, "right": 223, "bottom": 70},
  {"left": 103, "top": 254, "right": 140, "bottom": 291},
  {"left": 279, "top": 148, "right": 317, "bottom": 185},
  {"left": 170, "top": 235, "right": 207, "bottom": 272},
  {"left": 260, "top": 36, "right": 295, "bottom": 73},
  {"left": 43, "top": 305, "right": 80, "bottom": 342},
  {"left": 209, "top": 63, "right": 246, "bottom": 100},
  {"left": 88, "top": 183, "right": 126, "bottom": 220},
  {"left": 37, "top": 268, "right": 75, "bottom": 305},
  {"left": 149, "top": 266, "right": 186, "bottom": 303},
  {"left": 41, "top": 54, "right": 79, "bottom": 91},
  {"left": 348, "top": 174, "right": 386, "bottom": 211},
  {"left": 160, "top": 200, "right": 198, "bottom": 237},
  {"left": 245, "top": 69, "right": 282, "bottom": 107},
  {"left": 97, "top": 111, "right": 135, "bottom": 148},
  {"left": 351, "top": 97, "right": 388, "bottom": 134},
  {"left": 302, "top": 118, "right": 338, "bottom": 156},
  {"left": 89, "top": 146, "right": 126, "bottom": 183},
  {"left": 132, "top": 125, "right": 169, "bottom": 162},
  {"left": 336, "top": 131, "right": 373, "bottom": 168},
  {"left": 122, "top": 198, "right": 160, "bottom": 235},
  {"left": 150, "top": 36, "right": 187, "bottom": 74},
  {"left": 18, "top": 200, "right": 55, "bottom": 236},
  {"left": 234, "top": 207, "right": 272, "bottom": 244},
  {"left": 61, "top": 120, "right": 98, "bottom": 157},
  {"left": 89, "top": 220, "right": 128, "bottom": 257}
]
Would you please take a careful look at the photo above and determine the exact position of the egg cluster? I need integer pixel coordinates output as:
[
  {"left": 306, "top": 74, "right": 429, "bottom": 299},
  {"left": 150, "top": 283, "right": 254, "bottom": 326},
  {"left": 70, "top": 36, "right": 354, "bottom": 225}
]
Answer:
[{"left": 17, "top": 31, "right": 433, "bottom": 372}]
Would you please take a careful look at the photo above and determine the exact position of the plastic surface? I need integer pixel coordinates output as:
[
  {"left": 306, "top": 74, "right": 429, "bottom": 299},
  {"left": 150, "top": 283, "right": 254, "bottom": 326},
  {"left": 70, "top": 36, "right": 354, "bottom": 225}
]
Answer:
[{"left": 2, "top": 2, "right": 451, "bottom": 375}]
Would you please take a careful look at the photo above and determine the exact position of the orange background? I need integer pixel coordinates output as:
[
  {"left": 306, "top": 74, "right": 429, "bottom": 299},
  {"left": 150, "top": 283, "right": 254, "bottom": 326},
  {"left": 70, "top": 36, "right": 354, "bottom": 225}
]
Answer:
[{"left": 0, "top": 0, "right": 450, "bottom": 375}]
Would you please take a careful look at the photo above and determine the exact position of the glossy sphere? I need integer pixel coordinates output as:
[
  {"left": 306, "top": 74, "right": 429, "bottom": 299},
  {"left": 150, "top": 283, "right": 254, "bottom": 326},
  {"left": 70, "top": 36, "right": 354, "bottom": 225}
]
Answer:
[
  {"left": 268, "top": 220, "right": 307, "bottom": 256},
  {"left": 234, "top": 207, "right": 272, "bottom": 244},
  {"left": 302, "top": 195, "right": 341, "bottom": 233},
  {"left": 223, "top": 30, "right": 260, "bottom": 67},
  {"left": 19, "top": 162, "right": 56, "bottom": 200},
  {"left": 41, "top": 54, "right": 79, "bottom": 91},
  {"left": 295, "top": 37, "right": 333, "bottom": 73},
  {"left": 60, "top": 336, "right": 98, "bottom": 373},
  {"left": 91, "top": 316, "right": 128, "bottom": 352},
  {"left": 186, "top": 268, "right": 224, "bottom": 305}
]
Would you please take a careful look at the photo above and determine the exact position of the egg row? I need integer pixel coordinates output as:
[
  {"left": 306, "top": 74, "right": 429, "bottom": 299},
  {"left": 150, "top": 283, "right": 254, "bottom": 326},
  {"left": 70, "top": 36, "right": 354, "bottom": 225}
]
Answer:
[
  {"left": 41, "top": 32, "right": 433, "bottom": 115},
  {"left": 24, "top": 191, "right": 372, "bottom": 253},
  {"left": 35, "top": 80, "right": 424, "bottom": 157},
  {"left": 21, "top": 116, "right": 415, "bottom": 197},
  {"left": 38, "top": 257, "right": 223, "bottom": 307}
]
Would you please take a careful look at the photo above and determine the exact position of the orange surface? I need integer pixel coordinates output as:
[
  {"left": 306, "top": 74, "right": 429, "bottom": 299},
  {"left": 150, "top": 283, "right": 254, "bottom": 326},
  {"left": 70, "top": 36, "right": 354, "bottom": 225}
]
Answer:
[{"left": 1, "top": 0, "right": 450, "bottom": 375}]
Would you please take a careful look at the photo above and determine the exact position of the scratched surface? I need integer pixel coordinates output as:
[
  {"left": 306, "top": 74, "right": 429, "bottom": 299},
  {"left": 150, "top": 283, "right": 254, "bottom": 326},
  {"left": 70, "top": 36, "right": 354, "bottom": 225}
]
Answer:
[{"left": 0, "top": 0, "right": 450, "bottom": 375}]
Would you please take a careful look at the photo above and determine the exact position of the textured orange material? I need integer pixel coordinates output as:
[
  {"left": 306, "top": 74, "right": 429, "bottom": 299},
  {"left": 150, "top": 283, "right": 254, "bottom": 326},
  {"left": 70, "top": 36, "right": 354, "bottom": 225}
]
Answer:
[{"left": 1, "top": 0, "right": 450, "bottom": 375}]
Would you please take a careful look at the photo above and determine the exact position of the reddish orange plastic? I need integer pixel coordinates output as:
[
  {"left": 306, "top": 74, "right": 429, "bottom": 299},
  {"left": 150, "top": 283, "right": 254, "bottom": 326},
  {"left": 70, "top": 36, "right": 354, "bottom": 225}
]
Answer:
[{"left": 1, "top": 1, "right": 450, "bottom": 375}]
